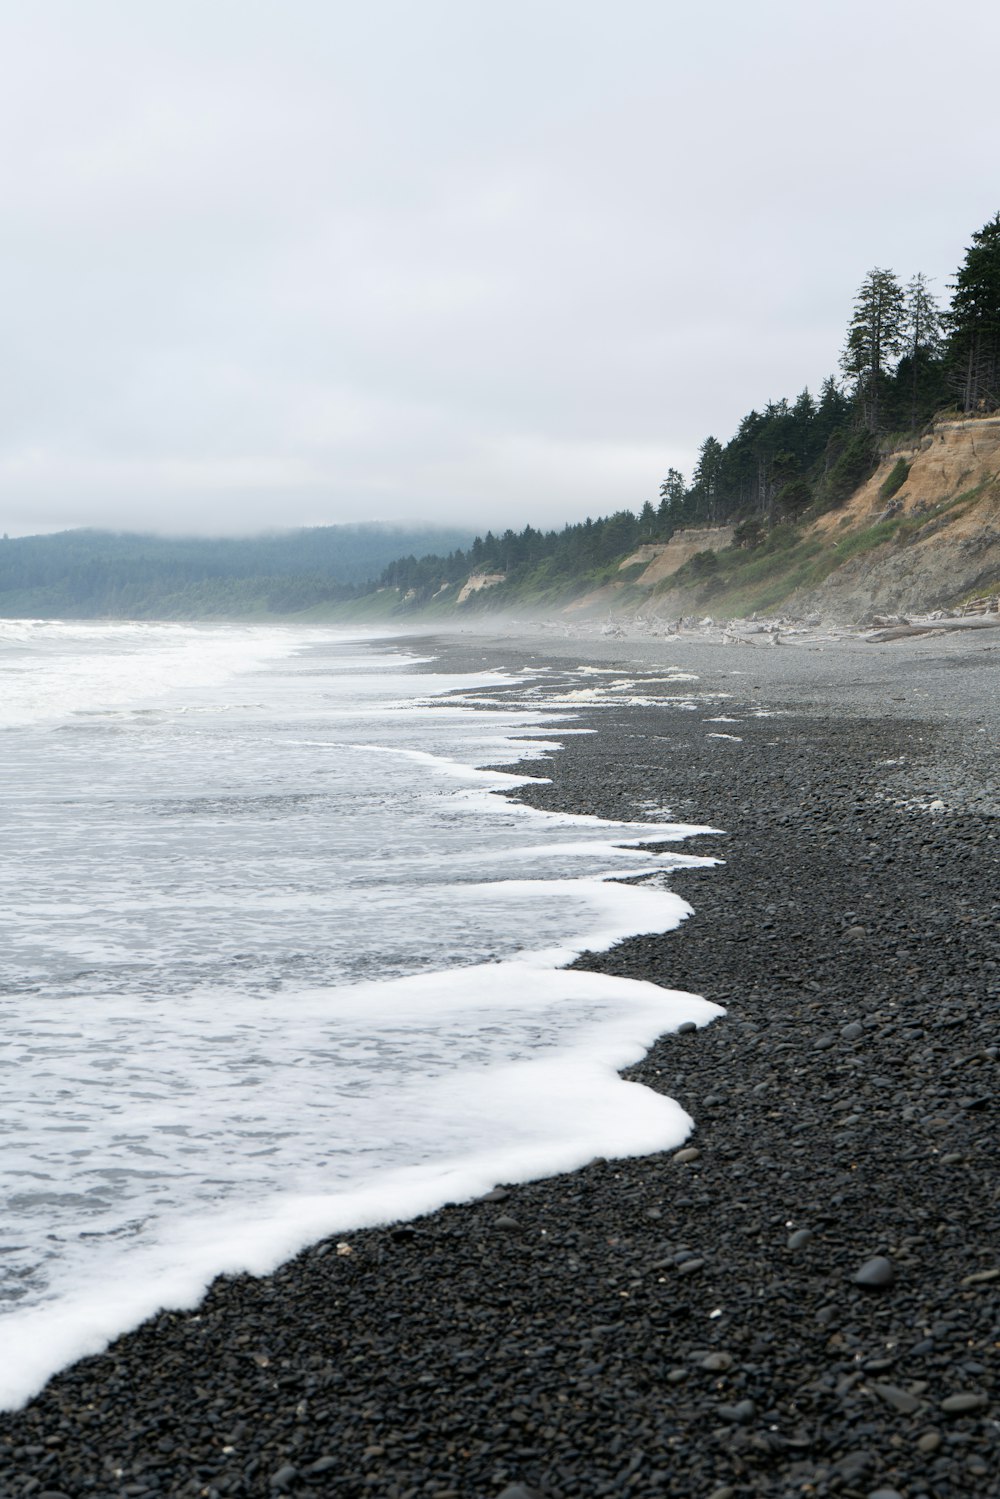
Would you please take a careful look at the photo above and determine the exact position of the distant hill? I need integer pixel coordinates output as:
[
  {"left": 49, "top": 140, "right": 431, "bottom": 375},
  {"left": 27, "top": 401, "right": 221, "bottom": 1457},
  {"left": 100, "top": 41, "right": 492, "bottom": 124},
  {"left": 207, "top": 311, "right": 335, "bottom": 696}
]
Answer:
[{"left": 0, "top": 524, "right": 474, "bottom": 619}]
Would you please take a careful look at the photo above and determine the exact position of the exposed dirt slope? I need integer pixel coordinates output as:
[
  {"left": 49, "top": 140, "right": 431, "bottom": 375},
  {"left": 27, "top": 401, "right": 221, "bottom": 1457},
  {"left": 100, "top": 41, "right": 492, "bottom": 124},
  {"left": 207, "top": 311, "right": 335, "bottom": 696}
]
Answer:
[{"left": 792, "top": 414, "right": 1000, "bottom": 618}]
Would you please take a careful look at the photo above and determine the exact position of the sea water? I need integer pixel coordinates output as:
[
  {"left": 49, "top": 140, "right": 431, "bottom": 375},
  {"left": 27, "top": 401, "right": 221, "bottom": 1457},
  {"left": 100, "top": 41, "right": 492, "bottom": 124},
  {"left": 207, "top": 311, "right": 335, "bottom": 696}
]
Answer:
[{"left": 0, "top": 621, "right": 721, "bottom": 1409}]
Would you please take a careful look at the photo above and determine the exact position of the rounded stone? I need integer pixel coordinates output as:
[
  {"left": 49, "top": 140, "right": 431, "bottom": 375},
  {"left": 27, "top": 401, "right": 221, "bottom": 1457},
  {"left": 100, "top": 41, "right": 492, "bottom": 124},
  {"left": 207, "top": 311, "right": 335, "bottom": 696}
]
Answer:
[
  {"left": 940, "top": 1392, "right": 988, "bottom": 1414},
  {"left": 853, "top": 1255, "right": 896, "bottom": 1288}
]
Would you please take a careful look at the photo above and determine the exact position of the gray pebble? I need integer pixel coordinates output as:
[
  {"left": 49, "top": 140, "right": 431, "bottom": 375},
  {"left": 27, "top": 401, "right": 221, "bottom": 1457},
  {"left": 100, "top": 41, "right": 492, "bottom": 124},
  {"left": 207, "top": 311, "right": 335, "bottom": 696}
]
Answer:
[
  {"left": 716, "top": 1399, "right": 755, "bottom": 1424},
  {"left": 700, "top": 1351, "right": 733, "bottom": 1371},
  {"left": 841, "top": 1021, "right": 865, "bottom": 1041},
  {"left": 786, "top": 1228, "right": 813, "bottom": 1250},
  {"left": 493, "top": 1215, "right": 520, "bottom": 1231},
  {"left": 916, "top": 1430, "right": 942, "bottom": 1453},
  {"left": 270, "top": 1465, "right": 299, "bottom": 1492},
  {"left": 870, "top": 1383, "right": 922, "bottom": 1414},
  {"left": 853, "top": 1255, "right": 896, "bottom": 1288},
  {"left": 673, "top": 1146, "right": 701, "bottom": 1164},
  {"left": 940, "top": 1392, "right": 988, "bottom": 1414}
]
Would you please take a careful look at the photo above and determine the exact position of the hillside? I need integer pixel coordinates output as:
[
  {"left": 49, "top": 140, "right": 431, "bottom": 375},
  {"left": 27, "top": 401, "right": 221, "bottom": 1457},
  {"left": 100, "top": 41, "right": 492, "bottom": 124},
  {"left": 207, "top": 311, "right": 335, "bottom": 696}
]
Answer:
[
  {"left": 0, "top": 524, "right": 473, "bottom": 619},
  {"left": 348, "top": 414, "right": 1000, "bottom": 629},
  {"left": 600, "top": 413, "right": 1000, "bottom": 624}
]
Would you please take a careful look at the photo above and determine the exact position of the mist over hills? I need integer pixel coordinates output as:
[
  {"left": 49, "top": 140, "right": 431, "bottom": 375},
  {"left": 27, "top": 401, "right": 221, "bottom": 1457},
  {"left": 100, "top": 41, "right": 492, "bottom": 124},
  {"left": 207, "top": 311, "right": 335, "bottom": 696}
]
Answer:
[{"left": 0, "top": 524, "right": 474, "bottom": 619}]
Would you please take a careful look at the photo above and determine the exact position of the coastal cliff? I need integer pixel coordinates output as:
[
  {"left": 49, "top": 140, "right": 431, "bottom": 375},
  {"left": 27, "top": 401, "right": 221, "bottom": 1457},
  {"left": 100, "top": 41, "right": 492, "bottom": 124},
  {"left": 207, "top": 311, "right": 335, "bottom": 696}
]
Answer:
[{"left": 557, "top": 413, "right": 1000, "bottom": 626}]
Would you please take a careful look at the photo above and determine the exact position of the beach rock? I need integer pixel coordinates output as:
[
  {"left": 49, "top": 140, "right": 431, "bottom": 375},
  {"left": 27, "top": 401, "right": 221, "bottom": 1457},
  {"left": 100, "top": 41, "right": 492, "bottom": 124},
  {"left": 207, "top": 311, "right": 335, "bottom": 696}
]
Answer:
[
  {"left": 716, "top": 1399, "right": 756, "bottom": 1424},
  {"left": 269, "top": 1464, "right": 299, "bottom": 1491},
  {"left": 673, "top": 1146, "right": 701, "bottom": 1164},
  {"left": 786, "top": 1228, "right": 813, "bottom": 1250},
  {"left": 870, "top": 1383, "right": 923, "bottom": 1414},
  {"left": 854, "top": 1256, "right": 896, "bottom": 1288},
  {"left": 940, "top": 1392, "right": 988, "bottom": 1414}
]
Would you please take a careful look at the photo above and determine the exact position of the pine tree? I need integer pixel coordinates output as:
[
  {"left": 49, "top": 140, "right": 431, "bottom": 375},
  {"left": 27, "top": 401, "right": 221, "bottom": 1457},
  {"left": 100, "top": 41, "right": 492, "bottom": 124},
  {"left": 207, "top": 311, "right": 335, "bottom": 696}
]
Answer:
[
  {"left": 657, "top": 468, "right": 686, "bottom": 527},
  {"left": 840, "top": 268, "right": 906, "bottom": 433},
  {"left": 692, "top": 437, "right": 724, "bottom": 521},
  {"left": 948, "top": 212, "right": 1000, "bottom": 413},
  {"left": 902, "top": 273, "right": 944, "bottom": 430}
]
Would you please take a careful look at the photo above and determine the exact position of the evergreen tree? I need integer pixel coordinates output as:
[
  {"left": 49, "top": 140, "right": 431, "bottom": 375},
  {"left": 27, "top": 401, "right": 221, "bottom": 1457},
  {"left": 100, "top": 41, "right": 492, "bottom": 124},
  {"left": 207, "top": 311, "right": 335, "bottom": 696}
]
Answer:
[
  {"left": 657, "top": 468, "right": 686, "bottom": 527},
  {"left": 841, "top": 268, "right": 906, "bottom": 432},
  {"left": 948, "top": 212, "right": 1000, "bottom": 412},
  {"left": 901, "top": 273, "right": 944, "bottom": 430},
  {"left": 691, "top": 436, "right": 724, "bottom": 521}
]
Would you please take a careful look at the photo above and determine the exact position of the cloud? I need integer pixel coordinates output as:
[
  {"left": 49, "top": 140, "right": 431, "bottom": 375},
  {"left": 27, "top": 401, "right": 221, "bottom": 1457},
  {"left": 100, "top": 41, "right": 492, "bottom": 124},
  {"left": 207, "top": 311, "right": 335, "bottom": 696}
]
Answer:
[{"left": 1, "top": 0, "right": 998, "bottom": 536}]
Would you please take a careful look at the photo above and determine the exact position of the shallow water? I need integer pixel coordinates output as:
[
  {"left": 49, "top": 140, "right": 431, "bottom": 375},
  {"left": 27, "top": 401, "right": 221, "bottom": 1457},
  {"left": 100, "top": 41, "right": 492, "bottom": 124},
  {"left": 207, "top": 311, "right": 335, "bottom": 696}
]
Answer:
[{"left": 0, "top": 621, "right": 720, "bottom": 1409}]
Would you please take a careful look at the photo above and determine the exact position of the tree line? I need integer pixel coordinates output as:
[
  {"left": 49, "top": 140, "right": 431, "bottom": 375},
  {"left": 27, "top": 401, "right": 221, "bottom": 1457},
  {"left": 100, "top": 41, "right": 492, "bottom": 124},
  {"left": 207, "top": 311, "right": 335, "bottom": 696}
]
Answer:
[{"left": 385, "top": 211, "right": 1000, "bottom": 600}]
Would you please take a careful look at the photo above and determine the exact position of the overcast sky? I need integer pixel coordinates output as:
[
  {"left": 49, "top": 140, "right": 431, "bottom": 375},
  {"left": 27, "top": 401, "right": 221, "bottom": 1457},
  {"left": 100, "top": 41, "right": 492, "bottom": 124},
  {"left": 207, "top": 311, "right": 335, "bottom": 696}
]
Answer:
[{"left": 1, "top": 0, "right": 998, "bottom": 538}]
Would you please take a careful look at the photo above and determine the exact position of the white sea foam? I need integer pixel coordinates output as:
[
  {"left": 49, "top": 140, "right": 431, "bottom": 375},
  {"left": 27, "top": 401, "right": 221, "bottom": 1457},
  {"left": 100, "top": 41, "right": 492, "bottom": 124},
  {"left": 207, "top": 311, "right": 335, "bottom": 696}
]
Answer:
[{"left": 0, "top": 621, "right": 723, "bottom": 1410}]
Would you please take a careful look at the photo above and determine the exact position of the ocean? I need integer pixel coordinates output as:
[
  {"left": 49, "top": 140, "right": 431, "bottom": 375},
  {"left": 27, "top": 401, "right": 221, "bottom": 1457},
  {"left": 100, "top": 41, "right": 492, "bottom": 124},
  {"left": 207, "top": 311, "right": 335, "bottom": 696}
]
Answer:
[{"left": 0, "top": 620, "right": 720, "bottom": 1410}]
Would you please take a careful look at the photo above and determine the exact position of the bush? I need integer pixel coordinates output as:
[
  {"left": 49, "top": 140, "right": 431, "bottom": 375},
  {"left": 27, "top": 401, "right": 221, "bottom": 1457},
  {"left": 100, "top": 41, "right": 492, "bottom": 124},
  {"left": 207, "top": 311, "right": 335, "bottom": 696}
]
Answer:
[
  {"left": 878, "top": 458, "right": 911, "bottom": 502},
  {"left": 819, "top": 429, "right": 878, "bottom": 509},
  {"left": 688, "top": 549, "right": 720, "bottom": 577}
]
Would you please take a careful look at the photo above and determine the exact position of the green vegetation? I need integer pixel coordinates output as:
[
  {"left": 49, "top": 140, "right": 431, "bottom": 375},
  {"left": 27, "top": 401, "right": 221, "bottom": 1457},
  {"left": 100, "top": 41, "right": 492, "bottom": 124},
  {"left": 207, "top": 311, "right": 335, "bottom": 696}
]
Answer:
[
  {"left": 0, "top": 524, "right": 473, "bottom": 619},
  {"left": 878, "top": 459, "right": 911, "bottom": 502}
]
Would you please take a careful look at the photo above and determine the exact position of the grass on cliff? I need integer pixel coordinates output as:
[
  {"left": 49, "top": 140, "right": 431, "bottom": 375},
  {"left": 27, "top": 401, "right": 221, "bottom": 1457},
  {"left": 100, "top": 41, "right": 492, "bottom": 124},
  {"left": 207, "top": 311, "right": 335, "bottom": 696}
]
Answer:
[{"left": 652, "top": 481, "right": 993, "bottom": 616}]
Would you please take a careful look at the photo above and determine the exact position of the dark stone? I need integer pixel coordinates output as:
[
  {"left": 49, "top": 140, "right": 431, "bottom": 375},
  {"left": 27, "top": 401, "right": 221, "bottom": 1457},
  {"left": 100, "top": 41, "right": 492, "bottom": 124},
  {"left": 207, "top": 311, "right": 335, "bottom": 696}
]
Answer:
[{"left": 853, "top": 1255, "right": 896, "bottom": 1288}]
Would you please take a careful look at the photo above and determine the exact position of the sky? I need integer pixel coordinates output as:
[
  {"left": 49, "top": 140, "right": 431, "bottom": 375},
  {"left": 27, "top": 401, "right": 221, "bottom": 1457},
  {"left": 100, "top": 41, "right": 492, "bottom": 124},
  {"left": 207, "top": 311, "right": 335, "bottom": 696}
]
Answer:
[{"left": 1, "top": 0, "right": 998, "bottom": 539}]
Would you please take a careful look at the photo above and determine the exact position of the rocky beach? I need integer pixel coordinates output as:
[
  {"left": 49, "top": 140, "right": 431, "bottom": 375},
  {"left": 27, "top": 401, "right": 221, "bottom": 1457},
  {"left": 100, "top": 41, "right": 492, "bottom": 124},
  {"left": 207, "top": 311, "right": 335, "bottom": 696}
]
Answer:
[{"left": 1, "top": 626, "right": 997, "bottom": 1499}]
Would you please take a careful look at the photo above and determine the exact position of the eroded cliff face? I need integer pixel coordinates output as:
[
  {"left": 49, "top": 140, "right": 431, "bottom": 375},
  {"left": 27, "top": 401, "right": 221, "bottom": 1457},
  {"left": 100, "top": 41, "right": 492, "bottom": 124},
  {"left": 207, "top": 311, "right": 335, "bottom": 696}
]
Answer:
[
  {"left": 793, "top": 414, "right": 1000, "bottom": 618},
  {"left": 619, "top": 526, "right": 736, "bottom": 586}
]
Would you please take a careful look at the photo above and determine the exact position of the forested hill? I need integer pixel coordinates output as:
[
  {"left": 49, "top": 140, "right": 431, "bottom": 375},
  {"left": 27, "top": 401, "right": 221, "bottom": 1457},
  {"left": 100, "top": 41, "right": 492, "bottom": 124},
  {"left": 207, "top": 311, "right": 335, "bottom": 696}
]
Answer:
[
  {"left": 367, "top": 211, "right": 1000, "bottom": 619},
  {"left": 0, "top": 524, "right": 473, "bottom": 619}
]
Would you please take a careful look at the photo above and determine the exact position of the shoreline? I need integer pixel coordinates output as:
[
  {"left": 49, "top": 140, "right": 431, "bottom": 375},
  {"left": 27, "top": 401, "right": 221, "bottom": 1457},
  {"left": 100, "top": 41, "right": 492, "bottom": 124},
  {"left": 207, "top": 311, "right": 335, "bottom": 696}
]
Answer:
[{"left": 1, "top": 630, "right": 997, "bottom": 1497}]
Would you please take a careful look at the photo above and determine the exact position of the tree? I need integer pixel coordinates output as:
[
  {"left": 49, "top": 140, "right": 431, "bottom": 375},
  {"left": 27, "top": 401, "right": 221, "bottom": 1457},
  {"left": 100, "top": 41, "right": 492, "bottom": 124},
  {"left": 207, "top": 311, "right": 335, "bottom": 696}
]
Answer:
[
  {"left": 691, "top": 436, "right": 724, "bottom": 521},
  {"left": 657, "top": 468, "right": 686, "bottom": 527},
  {"left": 948, "top": 212, "right": 1000, "bottom": 413},
  {"left": 901, "top": 273, "right": 944, "bottom": 430},
  {"left": 841, "top": 268, "right": 906, "bottom": 432}
]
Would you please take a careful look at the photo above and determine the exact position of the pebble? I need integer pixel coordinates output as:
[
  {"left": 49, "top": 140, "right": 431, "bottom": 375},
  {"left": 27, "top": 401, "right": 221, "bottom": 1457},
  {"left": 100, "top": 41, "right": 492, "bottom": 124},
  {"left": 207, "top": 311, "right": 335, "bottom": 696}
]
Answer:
[
  {"left": 269, "top": 1464, "right": 299, "bottom": 1491},
  {"left": 870, "top": 1383, "right": 922, "bottom": 1414},
  {"left": 493, "top": 1215, "right": 520, "bottom": 1231},
  {"left": 841, "top": 1021, "right": 865, "bottom": 1041},
  {"left": 673, "top": 1147, "right": 701, "bottom": 1164},
  {"left": 716, "top": 1399, "right": 756, "bottom": 1425},
  {"left": 940, "top": 1392, "right": 988, "bottom": 1414},
  {"left": 917, "top": 1430, "right": 942, "bottom": 1453},
  {"left": 497, "top": 1486, "right": 549, "bottom": 1499},
  {"left": 700, "top": 1351, "right": 733, "bottom": 1372},
  {"left": 707, "top": 1488, "right": 736, "bottom": 1499},
  {"left": 786, "top": 1228, "right": 813, "bottom": 1250},
  {"left": 853, "top": 1255, "right": 896, "bottom": 1288}
]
